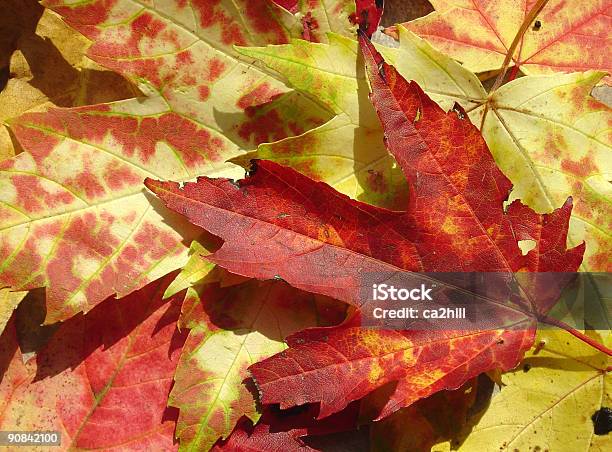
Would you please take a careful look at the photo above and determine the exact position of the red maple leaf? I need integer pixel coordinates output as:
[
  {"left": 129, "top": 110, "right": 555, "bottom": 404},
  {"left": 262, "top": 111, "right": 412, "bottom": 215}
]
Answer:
[{"left": 145, "top": 34, "right": 585, "bottom": 419}]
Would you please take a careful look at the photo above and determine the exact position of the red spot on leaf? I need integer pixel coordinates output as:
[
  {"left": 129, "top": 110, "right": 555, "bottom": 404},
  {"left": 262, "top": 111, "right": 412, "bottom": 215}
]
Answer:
[
  {"left": 196, "top": 58, "right": 227, "bottom": 100},
  {"left": 0, "top": 222, "right": 54, "bottom": 288},
  {"left": 133, "top": 222, "right": 178, "bottom": 261},
  {"left": 93, "top": 12, "right": 167, "bottom": 59},
  {"left": 291, "top": 159, "right": 317, "bottom": 179},
  {"left": 131, "top": 13, "right": 166, "bottom": 40},
  {"left": 561, "top": 155, "right": 597, "bottom": 178},
  {"left": 12, "top": 175, "right": 75, "bottom": 213},
  {"left": 64, "top": 154, "right": 106, "bottom": 199},
  {"left": 7, "top": 124, "right": 61, "bottom": 166},
  {"left": 238, "top": 109, "right": 288, "bottom": 144},
  {"left": 177, "top": 50, "right": 194, "bottom": 65},
  {"left": 104, "top": 162, "right": 142, "bottom": 191},
  {"left": 237, "top": 83, "right": 284, "bottom": 110},
  {"left": 52, "top": 0, "right": 118, "bottom": 27},
  {"left": 588, "top": 249, "right": 612, "bottom": 272},
  {"left": 207, "top": 58, "right": 227, "bottom": 82},
  {"left": 198, "top": 86, "right": 211, "bottom": 101},
  {"left": 43, "top": 212, "right": 119, "bottom": 313},
  {"left": 246, "top": 0, "right": 291, "bottom": 44},
  {"left": 301, "top": 12, "right": 320, "bottom": 42},
  {"left": 192, "top": 0, "right": 248, "bottom": 45}
]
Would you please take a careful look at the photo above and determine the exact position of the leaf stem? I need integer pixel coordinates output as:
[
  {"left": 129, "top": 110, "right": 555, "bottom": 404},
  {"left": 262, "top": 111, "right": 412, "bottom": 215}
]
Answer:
[
  {"left": 538, "top": 314, "right": 612, "bottom": 356},
  {"left": 490, "top": 0, "right": 549, "bottom": 93},
  {"left": 507, "top": 64, "right": 520, "bottom": 82}
]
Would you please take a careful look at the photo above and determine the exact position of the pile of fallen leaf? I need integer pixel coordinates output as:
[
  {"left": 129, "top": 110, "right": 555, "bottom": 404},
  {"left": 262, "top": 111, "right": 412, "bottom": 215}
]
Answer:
[{"left": 0, "top": 1, "right": 610, "bottom": 451}]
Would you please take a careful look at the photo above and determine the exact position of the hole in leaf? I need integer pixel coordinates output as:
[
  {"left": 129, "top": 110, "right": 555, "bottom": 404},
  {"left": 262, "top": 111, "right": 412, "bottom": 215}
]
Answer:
[
  {"left": 452, "top": 104, "right": 466, "bottom": 120},
  {"left": 533, "top": 20, "right": 542, "bottom": 31},
  {"left": 246, "top": 159, "right": 259, "bottom": 176},
  {"left": 518, "top": 239, "right": 536, "bottom": 255},
  {"left": 592, "top": 407, "right": 612, "bottom": 435},
  {"left": 377, "top": 61, "right": 386, "bottom": 82}
]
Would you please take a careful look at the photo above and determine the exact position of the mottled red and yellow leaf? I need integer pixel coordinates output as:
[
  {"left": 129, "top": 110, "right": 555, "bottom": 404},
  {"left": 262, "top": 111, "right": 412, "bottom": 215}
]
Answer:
[
  {"left": 0, "top": 276, "right": 186, "bottom": 451},
  {"left": 1, "top": 0, "right": 362, "bottom": 322},
  {"left": 388, "top": 0, "right": 611, "bottom": 80}
]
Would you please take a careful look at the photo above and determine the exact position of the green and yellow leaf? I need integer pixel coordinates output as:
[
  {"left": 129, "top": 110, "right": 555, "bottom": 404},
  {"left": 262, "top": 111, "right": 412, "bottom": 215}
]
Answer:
[
  {"left": 170, "top": 280, "right": 346, "bottom": 451},
  {"left": 450, "top": 330, "right": 610, "bottom": 451},
  {"left": 164, "top": 240, "right": 218, "bottom": 300},
  {"left": 236, "top": 29, "right": 485, "bottom": 208},
  {"left": 470, "top": 71, "right": 612, "bottom": 274}
]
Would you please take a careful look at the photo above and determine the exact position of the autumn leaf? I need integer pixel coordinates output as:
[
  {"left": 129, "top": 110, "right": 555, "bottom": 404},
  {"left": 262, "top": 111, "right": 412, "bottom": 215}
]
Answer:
[
  {"left": 145, "top": 35, "right": 585, "bottom": 420},
  {"left": 235, "top": 33, "right": 407, "bottom": 208},
  {"left": 238, "top": 24, "right": 611, "bottom": 279},
  {"left": 0, "top": 275, "right": 186, "bottom": 451},
  {"left": 234, "top": 30, "right": 486, "bottom": 208},
  {"left": 247, "top": 312, "right": 534, "bottom": 421},
  {"left": 387, "top": 0, "right": 612, "bottom": 80},
  {"left": 234, "top": 29, "right": 486, "bottom": 210},
  {"left": 0, "top": 0, "right": 366, "bottom": 323},
  {"left": 169, "top": 279, "right": 346, "bottom": 450},
  {"left": 0, "top": 4, "right": 136, "bottom": 161},
  {"left": 447, "top": 330, "right": 611, "bottom": 451},
  {"left": 146, "top": 36, "right": 583, "bottom": 305},
  {"left": 390, "top": 28, "right": 610, "bottom": 327},
  {"left": 469, "top": 70, "right": 612, "bottom": 275},
  {"left": 2, "top": 2, "right": 609, "bottom": 450}
]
